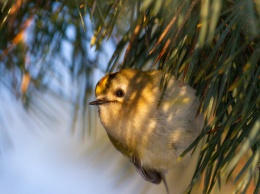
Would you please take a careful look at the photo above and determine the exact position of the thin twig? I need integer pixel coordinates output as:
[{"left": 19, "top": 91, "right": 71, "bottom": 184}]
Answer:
[
  {"left": 149, "top": 1, "right": 186, "bottom": 55},
  {"left": 122, "top": 16, "right": 143, "bottom": 67},
  {"left": 153, "top": 0, "right": 200, "bottom": 66}
]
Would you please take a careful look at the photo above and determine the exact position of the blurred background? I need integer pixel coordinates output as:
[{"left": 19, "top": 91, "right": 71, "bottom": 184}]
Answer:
[
  {"left": 0, "top": 0, "right": 259, "bottom": 193},
  {"left": 0, "top": 78, "right": 167, "bottom": 194}
]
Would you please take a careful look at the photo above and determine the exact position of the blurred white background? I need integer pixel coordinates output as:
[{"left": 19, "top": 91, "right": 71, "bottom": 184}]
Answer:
[{"left": 0, "top": 84, "right": 168, "bottom": 194}]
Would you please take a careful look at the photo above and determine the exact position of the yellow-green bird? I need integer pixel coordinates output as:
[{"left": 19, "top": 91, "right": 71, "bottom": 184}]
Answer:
[{"left": 89, "top": 69, "right": 204, "bottom": 193}]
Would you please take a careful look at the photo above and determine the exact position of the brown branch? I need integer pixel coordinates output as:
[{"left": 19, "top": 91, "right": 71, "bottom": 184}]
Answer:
[
  {"left": 207, "top": 117, "right": 242, "bottom": 134},
  {"left": 152, "top": 0, "right": 200, "bottom": 66},
  {"left": 149, "top": 1, "right": 186, "bottom": 55},
  {"left": 181, "top": 29, "right": 199, "bottom": 84},
  {"left": 122, "top": 17, "right": 143, "bottom": 67}
]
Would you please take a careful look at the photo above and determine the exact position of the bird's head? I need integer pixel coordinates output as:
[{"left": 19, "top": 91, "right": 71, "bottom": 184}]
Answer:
[
  {"left": 89, "top": 69, "right": 156, "bottom": 144},
  {"left": 90, "top": 70, "right": 133, "bottom": 107},
  {"left": 89, "top": 68, "right": 155, "bottom": 106}
]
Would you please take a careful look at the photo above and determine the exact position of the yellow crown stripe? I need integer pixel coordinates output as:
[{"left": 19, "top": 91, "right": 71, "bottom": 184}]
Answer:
[{"left": 95, "top": 75, "right": 109, "bottom": 95}]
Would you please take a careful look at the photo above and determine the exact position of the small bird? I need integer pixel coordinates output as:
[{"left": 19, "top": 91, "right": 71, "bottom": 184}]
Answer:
[{"left": 89, "top": 69, "right": 204, "bottom": 193}]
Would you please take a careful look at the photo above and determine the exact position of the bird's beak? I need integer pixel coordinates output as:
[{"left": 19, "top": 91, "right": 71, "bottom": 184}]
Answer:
[{"left": 89, "top": 99, "right": 108, "bottom": 106}]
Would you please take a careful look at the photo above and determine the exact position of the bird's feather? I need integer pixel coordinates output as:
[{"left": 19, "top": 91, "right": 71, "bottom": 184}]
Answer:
[{"left": 107, "top": 133, "right": 163, "bottom": 184}]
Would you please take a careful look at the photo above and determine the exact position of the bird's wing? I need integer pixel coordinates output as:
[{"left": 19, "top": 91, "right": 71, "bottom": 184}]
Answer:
[
  {"left": 131, "top": 154, "right": 162, "bottom": 184},
  {"left": 107, "top": 133, "right": 169, "bottom": 193},
  {"left": 131, "top": 154, "right": 169, "bottom": 193},
  {"left": 107, "top": 133, "right": 162, "bottom": 184}
]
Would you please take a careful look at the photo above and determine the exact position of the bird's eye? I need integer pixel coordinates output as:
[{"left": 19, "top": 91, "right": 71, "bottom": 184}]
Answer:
[{"left": 115, "top": 89, "right": 124, "bottom": 97}]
